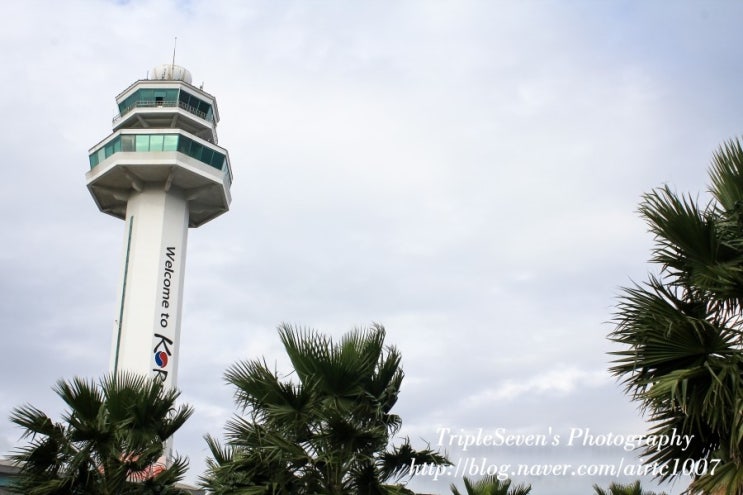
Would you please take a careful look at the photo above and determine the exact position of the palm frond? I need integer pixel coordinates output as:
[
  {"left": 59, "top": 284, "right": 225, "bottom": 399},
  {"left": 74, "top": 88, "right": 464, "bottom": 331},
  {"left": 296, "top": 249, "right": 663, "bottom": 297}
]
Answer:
[
  {"left": 709, "top": 139, "right": 743, "bottom": 213},
  {"left": 379, "top": 439, "right": 450, "bottom": 482},
  {"left": 450, "top": 475, "right": 531, "bottom": 495}
]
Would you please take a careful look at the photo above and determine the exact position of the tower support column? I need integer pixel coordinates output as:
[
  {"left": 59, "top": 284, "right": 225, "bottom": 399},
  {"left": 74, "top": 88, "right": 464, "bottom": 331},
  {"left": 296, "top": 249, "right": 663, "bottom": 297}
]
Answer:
[{"left": 111, "top": 186, "right": 189, "bottom": 390}]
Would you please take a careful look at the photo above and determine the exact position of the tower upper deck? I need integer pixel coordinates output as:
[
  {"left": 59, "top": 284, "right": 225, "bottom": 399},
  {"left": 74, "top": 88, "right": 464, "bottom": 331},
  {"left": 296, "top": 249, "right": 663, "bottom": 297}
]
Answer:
[
  {"left": 112, "top": 64, "right": 220, "bottom": 144},
  {"left": 86, "top": 65, "right": 232, "bottom": 227}
]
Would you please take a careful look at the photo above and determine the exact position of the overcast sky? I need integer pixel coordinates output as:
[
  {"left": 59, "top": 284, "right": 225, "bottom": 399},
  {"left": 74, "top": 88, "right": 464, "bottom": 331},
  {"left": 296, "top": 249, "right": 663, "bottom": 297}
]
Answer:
[{"left": 2, "top": 1, "right": 743, "bottom": 494}]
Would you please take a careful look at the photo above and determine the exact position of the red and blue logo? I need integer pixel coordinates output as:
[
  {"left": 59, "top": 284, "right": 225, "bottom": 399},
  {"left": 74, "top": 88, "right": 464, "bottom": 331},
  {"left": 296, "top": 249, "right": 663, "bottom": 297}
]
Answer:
[
  {"left": 154, "top": 351, "right": 168, "bottom": 368},
  {"left": 152, "top": 333, "right": 174, "bottom": 381}
]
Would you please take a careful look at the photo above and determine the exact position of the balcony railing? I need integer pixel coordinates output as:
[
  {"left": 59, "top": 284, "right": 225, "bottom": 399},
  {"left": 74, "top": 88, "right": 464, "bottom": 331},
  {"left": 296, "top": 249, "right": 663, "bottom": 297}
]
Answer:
[{"left": 112, "top": 100, "right": 213, "bottom": 125}]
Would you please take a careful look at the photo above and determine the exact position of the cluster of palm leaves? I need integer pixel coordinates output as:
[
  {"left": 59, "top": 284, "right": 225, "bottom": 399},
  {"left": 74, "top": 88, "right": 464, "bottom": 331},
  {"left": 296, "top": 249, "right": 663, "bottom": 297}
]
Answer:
[
  {"left": 448, "top": 476, "right": 666, "bottom": 495},
  {"left": 611, "top": 139, "right": 743, "bottom": 494},
  {"left": 450, "top": 475, "right": 531, "bottom": 495},
  {"left": 9, "top": 372, "right": 193, "bottom": 495},
  {"left": 200, "top": 323, "right": 449, "bottom": 495},
  {"left": 592, "top": 480, "right": 667, "bottom": 495}
]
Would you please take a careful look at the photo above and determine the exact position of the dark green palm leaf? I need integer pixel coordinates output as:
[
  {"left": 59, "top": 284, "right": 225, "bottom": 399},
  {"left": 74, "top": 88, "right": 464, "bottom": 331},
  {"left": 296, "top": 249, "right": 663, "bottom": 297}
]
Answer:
[{"left": 451, "top": 475, "right": 531, "bottom": 495}]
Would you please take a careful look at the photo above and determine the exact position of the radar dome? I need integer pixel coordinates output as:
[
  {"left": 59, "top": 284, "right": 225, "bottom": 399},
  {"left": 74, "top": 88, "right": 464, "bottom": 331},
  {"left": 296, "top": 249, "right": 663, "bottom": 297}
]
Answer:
[{"left": 149, "top": 64, "right": 192, "bottom": 83}]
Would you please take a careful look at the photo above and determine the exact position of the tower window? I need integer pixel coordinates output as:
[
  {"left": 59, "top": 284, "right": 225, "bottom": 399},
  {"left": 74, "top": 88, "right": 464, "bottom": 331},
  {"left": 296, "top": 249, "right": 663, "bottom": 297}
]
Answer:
[{"left": 89, "top": 133, "right": 228, "bottom": 176}]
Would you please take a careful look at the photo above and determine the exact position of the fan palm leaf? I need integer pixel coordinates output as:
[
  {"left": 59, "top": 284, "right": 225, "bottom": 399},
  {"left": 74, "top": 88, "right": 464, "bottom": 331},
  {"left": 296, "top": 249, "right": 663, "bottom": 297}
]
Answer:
[
  {"left": 450, "top": 475, "right": 531, "bottom": 495},
  {"left": 592, "top": 480, "right": 667, "bottom": 495}
]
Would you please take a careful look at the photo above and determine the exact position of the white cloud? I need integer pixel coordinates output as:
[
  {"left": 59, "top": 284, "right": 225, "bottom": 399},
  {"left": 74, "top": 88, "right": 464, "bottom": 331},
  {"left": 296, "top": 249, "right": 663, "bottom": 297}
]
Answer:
[{"left": 463, "top": 366, "right": 609, "bottom": 405}]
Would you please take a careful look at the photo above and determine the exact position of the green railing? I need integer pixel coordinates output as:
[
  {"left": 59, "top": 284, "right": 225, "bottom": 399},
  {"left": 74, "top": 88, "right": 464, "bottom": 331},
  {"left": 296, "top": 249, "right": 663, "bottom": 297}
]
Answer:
[{"left": 112, "top": 100, "right": 213, "bottom": 124}]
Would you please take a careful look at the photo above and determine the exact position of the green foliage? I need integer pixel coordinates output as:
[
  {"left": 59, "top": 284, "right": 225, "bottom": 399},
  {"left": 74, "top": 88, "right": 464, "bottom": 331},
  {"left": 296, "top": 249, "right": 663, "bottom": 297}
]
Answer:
[
  {"left": 9, "top": 372, "right": 193, "bottom": 495},
  {"left": 450, "top": 475, "right": 531, "bottom": 495},
  {"left": 592, "top": 480, "right": 667, "bottom": 495},
  {"left": 201, "top": 323, "right": 449, "bottom": 495},
  {"left": 611, "top": 138, "right": 743, "bottom": 494}
]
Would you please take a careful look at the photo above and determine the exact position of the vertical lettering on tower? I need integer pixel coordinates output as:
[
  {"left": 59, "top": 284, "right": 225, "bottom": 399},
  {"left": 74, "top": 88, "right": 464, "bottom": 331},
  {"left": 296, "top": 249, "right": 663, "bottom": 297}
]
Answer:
[{"left": 153, "top": 246, "right": 178, "bottom": 383}]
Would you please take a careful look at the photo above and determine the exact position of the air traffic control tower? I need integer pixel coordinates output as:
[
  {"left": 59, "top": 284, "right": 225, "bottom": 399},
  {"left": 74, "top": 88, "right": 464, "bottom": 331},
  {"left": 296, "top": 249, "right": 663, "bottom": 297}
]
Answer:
[{"left": 86, "top": 64, "right": 232, "bottom": 390}]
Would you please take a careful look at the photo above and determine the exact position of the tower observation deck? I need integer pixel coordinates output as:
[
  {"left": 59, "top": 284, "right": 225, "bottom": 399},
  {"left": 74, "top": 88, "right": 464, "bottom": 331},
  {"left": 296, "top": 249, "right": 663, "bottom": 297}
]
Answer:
[{"left": 86, "top": 64, "right": 232, "bottom": 390}]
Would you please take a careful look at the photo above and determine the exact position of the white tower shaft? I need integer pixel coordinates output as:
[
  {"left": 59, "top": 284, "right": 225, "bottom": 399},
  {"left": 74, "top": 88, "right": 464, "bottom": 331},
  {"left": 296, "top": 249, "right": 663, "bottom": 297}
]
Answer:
[{"left": 112, "top": 187, "right": 188, "bottom": 390}]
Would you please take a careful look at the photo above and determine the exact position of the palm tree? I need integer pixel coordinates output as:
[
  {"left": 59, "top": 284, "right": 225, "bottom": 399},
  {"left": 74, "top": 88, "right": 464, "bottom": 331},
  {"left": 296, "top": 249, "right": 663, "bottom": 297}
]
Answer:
[
  {"left": 592, "top": 480, "right": 667, "bottom": 495},
  {"left": 201, "top": 323, "right": 449, "bottom": 495},
  {"left": 610, "top": 138, "right": 743, "bottom": 494},
  {"left": 9, "top": 372, "right": 193, "bottom": 495},
  {"left": 450, "top": 475, "right": 531, "bottom": 495}
]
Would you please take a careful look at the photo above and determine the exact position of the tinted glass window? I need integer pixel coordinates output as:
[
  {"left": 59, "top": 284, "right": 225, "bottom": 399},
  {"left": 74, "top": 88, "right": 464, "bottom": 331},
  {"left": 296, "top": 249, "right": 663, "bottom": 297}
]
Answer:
[
  {"left": 150, "top": 135, "right": 164, "bottom": 151},
  {"left": 135, "top": 135, "right": 149, "bottom": 151},
  {"left": 163, "top": 135, "right": 178, "bottom": 151}
]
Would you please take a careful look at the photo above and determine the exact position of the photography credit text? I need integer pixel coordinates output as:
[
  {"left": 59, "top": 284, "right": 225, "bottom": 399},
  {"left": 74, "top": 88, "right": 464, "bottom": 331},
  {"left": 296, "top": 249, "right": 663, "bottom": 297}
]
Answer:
[{"left": 408, "top": 427, "right": 720, "bottom": 481}]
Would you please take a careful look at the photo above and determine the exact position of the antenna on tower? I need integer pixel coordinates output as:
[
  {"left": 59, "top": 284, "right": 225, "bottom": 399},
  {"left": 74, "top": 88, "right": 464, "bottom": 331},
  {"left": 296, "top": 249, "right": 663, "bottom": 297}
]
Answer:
[{"left": 171, "top": 36, "right": 178, "bottom": 70}]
